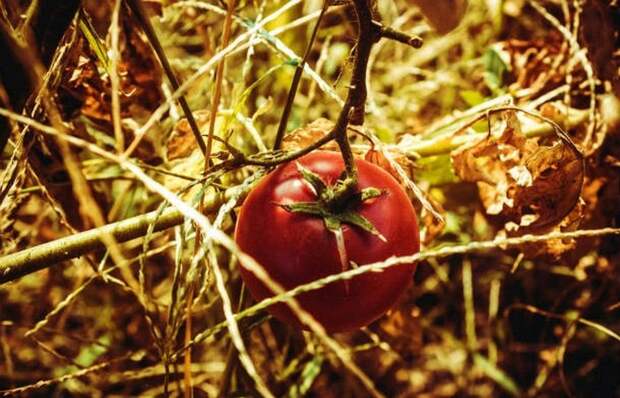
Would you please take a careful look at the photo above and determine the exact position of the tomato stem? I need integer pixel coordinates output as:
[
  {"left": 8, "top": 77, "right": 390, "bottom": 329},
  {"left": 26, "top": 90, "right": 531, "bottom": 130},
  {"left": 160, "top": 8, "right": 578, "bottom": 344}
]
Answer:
[
  {"left": 200, "top": 2, "right": 424, "bottom": 182},
  {"left": 328, "top": 0, "right": 381, "bottom": 207}
]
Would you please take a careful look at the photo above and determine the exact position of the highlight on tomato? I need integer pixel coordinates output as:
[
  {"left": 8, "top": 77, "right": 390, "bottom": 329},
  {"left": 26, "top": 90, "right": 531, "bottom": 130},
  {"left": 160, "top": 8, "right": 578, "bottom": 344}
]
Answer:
[{"left": 234, "top": 150, "right": 420, "bottom": 332}]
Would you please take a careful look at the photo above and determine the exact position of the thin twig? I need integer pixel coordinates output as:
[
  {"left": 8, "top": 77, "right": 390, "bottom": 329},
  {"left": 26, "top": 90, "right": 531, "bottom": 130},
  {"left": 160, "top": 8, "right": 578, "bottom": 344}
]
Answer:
[
  {"left": 205, "top": 0, "right": 236, "bottom": 168},
  {"left": 273, "top": 0, "right": 330, "bottom": 150},
  {"left": 378, "top": 23, "right": 423, "bottom": 48},
  {"left": 124, "top": 0, "right": 208, "bottom": 158},
  {"left": 110, "top": 0, "right": 124, "bottom": 153}
]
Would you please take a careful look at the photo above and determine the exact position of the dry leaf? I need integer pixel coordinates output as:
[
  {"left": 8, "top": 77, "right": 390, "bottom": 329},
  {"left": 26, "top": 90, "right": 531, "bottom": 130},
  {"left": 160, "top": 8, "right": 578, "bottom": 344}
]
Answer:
[
  {"left": 580, "top": 0, "right": 620, "bottom": 96},
  {"left": 420, "top": 199, "right": 446, "bottom": 245},
  {"left": 364, "top": 148, "right": 414, "bottom": 183},
  {"left": 452, "top": 111, "right": 536, "bottom": 216},
  {"left": 409, "top": 0, "right": 469, "bottom": 34},
  {"left": 515, "top": 142, "right": 584, "bottom": 231},
  {"left": 492, "top": 37, "right": 566, "bottom": 99},
  {"left": 167, "top": 110, "right": 211, "bottom": 161},
  {"left": 517, "top": 199, "right": 585, "bottom": 260},
  {"left": 451, "top": 110, "right": 584, "bottom": 252},
  {"left": 281, "top": 118, "right": 337, "bottom": 152}
]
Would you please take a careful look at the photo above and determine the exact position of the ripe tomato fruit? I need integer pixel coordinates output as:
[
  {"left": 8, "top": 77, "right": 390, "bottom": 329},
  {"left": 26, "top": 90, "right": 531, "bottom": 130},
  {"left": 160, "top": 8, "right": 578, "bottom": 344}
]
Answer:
[{"left": 234, "top": 150, "right": 420, "bottom": 332}]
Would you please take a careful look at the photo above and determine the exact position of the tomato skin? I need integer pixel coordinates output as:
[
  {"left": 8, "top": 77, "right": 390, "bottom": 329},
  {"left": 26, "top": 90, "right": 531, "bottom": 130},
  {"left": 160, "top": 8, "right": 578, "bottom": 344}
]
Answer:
[{"left": 234, "top": 151, "right": 420, "bottom": 332}]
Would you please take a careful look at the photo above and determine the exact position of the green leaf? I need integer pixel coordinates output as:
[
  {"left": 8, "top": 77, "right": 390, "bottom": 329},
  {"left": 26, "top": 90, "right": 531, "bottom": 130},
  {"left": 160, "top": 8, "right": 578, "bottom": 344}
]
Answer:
[
  {"left": 374, "top": 125, "right": 396, "bottom": 143},
  {"left": 78, "top": 13, "right": 109, "bottom": 72},
  {"left": 296, "top": 162, "right": 327, "bottom": 195},
  {"left": 415, "top": 155, "right": 458, "bottom": 186},
  {"left": 287, "top": 356, "right": 324, "bottom": 398},
  {"left": 460, "top": 90, "right": 486, "bottom": 107},
  {"left": 75, "top": 335, "right": 110, "bottom": 367},
  {"left": 473, "top": 354, "right": 521, "bottom": 397},
  {"left": 483, "top": 47, "right": 508, "bottom": 94},
  {"left": 286, "top": 58, "right": 301, "bottom": 67}
]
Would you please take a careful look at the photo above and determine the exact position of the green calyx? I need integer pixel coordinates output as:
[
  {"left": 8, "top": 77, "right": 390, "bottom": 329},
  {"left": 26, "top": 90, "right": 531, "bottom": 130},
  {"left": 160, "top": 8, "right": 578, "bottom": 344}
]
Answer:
[{"left": 278, "top": 162, "right": 386, "bottom": 240}]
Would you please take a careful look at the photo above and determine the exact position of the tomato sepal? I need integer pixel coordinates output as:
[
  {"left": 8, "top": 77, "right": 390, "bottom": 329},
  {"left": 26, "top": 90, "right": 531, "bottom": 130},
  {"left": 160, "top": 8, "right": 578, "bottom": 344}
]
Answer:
[{"left": 278, "top": 164, "right": 387, "bottom": 240}]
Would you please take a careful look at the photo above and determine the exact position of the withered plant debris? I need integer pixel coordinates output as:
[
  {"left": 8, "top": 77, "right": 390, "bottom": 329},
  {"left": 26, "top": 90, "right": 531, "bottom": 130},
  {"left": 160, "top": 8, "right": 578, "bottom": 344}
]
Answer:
[{"left": 451, "top": 110, "right": 584, "bottom": 256}]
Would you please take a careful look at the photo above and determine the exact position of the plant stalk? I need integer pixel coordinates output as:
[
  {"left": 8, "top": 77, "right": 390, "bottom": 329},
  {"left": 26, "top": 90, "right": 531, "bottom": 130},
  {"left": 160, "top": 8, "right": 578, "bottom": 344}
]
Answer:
[
  {"left": 327, "top": 0, "right": 381, "bottom": 208},
  {"left": 0, "top": 189, "right": 226, "bottom": 284}
]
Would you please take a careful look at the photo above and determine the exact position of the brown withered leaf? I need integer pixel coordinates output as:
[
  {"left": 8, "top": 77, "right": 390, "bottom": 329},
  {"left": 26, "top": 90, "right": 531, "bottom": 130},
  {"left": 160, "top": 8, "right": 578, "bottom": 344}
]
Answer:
[
  {"left": 451, "top": 110, "right": 584, "bottom": 237},
  {"left": 493, "top": 36, "right": 566, "bottom": 99},
  {"left": 281, "top": 118, "right": 337, "bottom": 152},
  {"left": 60, "top": 6, "right": 163, "bottom": 127},
  {"left": 580, "top": 0, "right": 620, "bottom": 96},
  {"left": 514, "top": 142, "right": 584, "bottom": 231},
  {"left": 420, "top": 198, "right": 446, "bottom": 245},
  {"left": 167, "top": 110, "right": 211, "bottom": 161},
  {"left": 365, "top": 149, "right": 397, "bottom": 177},
  {"left": 409, "top": 0, "right": 468, "bottom": 34},
  {"left": 364, "top": 148, "right": 414, "bottom": 183},
  {"left": 452, "top": 111, "right": 536, "bottom": 216},
  {"left": 517, "top": 199, "right": 585, "bottom": 260}
]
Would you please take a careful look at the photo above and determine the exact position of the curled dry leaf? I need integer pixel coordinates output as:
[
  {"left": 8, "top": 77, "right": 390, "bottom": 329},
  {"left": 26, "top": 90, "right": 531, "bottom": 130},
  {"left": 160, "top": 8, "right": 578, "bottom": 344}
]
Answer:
[
  {"left": 165, "top": 110, "right": 212, "bottom": 200},
  {"left": 420, "top": 198, "right": 446, "bottom": 245},
  {"left": 517, "top": 200, "right": 585, "bottom": 260},
  {"left": 165, "top": 110, "right": 237, "bottom": 199},
  {"left": 452, "top": 112, "right": 534, "bottom": 216},
  {"left": 451, "top": 110, "right": 585, "bottom": 256},
  {"left": 490, "top": 36, "right": 565, "bottom": 99},
  {"left": 281, "top": 118, "right": 338, "bottom": 152},
  {"left": 61, "top": 15, "right": 163, "bottom": 123},
  {"left": 580, "top": 0, "right": 620, "bottom": 96},
  {"left": 283, "top": 119, "right": 414, "bottom": 182},
  {"left": 167, "top": 110, "right": 211, "bottom": 161},
  {"left": 364, "top": 148, "right": 414, "bottom": 183},
  {"left": 514, "top": 142, "right": 584, "bottom": 231},
  {"left": 408, "top": 0, "right": 469, "bottom": 34}
]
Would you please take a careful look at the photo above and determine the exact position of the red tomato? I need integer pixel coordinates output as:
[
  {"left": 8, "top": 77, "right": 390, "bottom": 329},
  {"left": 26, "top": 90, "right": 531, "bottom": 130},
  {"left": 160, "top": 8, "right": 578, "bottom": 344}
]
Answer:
[{"left": 234, "top": 150, "right": 420, "bottom": 332}]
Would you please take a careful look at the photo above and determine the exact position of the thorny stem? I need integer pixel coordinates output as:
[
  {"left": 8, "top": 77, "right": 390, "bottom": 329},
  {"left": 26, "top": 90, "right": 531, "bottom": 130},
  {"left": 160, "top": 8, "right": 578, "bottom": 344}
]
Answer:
[{"left": 378, "top": 23, "right": 423, "bottom": 48}]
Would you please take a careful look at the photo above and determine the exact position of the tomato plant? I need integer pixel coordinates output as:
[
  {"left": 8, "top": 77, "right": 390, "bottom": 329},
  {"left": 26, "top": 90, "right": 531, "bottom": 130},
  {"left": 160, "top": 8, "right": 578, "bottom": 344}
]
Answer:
[{"left": 235, "top": 150, "right": 420, "bottom": 332}]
